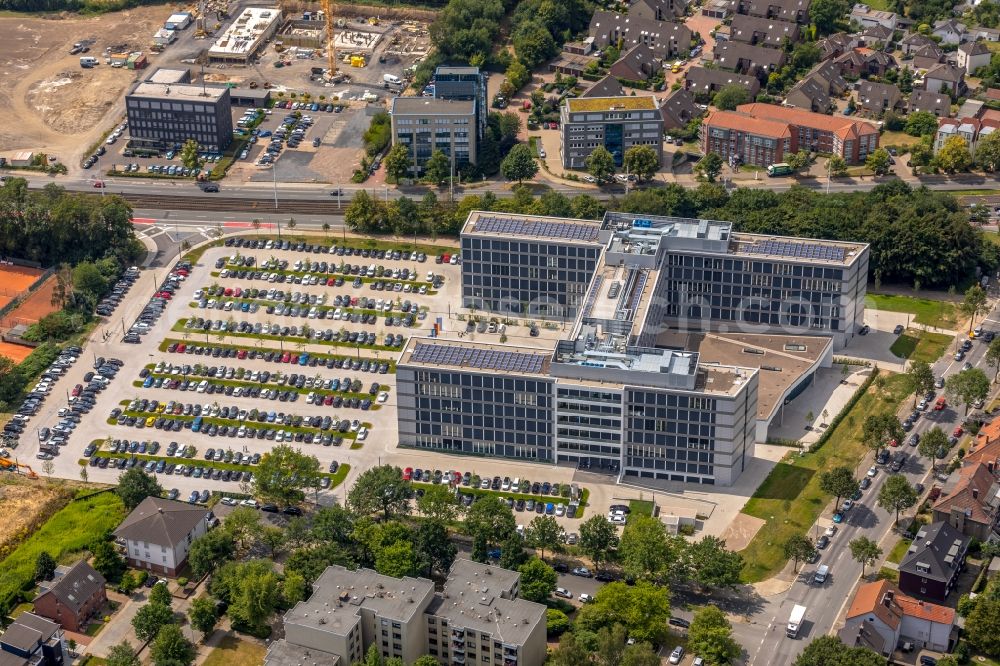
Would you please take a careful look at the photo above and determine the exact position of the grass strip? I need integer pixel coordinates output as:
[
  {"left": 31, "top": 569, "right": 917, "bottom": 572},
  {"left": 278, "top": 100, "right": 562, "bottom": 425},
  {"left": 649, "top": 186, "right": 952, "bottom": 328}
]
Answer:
[
  {"left": 158, "top": 337, "right": 397, "bottom": 372},
  {"left": 173, "top": 318, "right": 398, "bottom": 353}
]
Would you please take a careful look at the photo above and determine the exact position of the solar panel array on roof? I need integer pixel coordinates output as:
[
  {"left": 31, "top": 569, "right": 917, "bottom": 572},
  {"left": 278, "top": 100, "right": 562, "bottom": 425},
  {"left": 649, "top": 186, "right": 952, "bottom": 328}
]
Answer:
[
  {"left": 744, "top": 239, "right": 846, "bottom": 262},
  {"left": 411, "top": 342, "right": 545, "bottom": 374},
  {"left": 474, "top": 215, "right": 600, "bottom": 242}
]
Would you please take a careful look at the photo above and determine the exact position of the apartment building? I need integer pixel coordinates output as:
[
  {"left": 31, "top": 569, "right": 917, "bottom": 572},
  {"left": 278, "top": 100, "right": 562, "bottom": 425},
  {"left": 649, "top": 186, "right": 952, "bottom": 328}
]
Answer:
[
  {"left": 125, "top": 82, "right": 234, "bottom": 153},
  {"left": 460, "top": 211, "right": 605, "bottom": 320},
  {"left": 588, "top": 11, "right": 692, "bottom": 60},
  {"left": 390, "top": 97, "right": 477, "bottom": 171},
  {"left": 267, "top": 560, "right": 546, "bottom": 666},
  {"left": 934, "top": 116, "right": 999, "bottom": 154},
  {"left": 559, "top": 96, "right": 664, "bottom": 169},
  {"left": 702, "top": 103, "right": 879, "bottom": 164}
]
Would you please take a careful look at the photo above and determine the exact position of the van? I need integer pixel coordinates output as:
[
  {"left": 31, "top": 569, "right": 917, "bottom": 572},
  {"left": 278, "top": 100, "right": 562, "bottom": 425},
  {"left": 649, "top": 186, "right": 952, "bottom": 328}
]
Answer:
[
  {"left": 813, "top": 564, "right": 829, "bottom": 584},
  {"left": 80, "top": 56, "right": 98, "bottom": 68}
]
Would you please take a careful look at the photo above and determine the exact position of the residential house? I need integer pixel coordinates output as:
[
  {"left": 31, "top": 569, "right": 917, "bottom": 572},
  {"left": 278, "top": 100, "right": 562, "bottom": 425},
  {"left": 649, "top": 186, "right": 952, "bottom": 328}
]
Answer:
[
  {"left": 563, "top": 38, "right": 595, "bottom": 55},
  {"left": 850, "top": 3, "right": 899, "bottom": 30},
  {"left": 806, "top": 59, "right": 849, "bottom": 94},
  {"left": 785, "top": 75, "right": 832, "bottom": 112},
  {"left": 729, "top": 14, "right": 800, "bottom": 47},
  {"left": 702, "top": 102, "right": 879, "bottom": 165},
  {"left": 931, "top": 461, "right": 1000, "bottom": 540},
  {"left": 898, "top": 521, "right": 970, "bottom": 601},
  {"left": 840, "top": 580, "right": 956, "bottom": 656},
  {"left": 630, "top": 0, "right": 688, "bottom": 21},
  {"left": 660, "top": 87, "right": 703, "bottom": 128},
  {"left": 549, "top": 52, "right": 597, "bottom": 77},
  {"left": 113, "top": 496, "right": 209, "bottom": 577},
  {"left": 818, "top": 32, "right": 861, "bottom": 60},
  {"left": 900, "top": 32, "right": 937, "bottom": 55},
  {"left": 589, "top": 12, "right": 692, "bottom": 60},
  {"left": 266, "top": 559, "right": 547, "bottom": 666},
  {"left": 736, "top": 0, "right": 811, "bottom": 24},
  {"left": 925, "top": 62, "right": 966, "bottom": 96},
  {"left": 835, "top": 48, "right": 897, "bottom": 78},
  {"left": 856, "top": 81, "right": 904, "bottom": 116},
  {"left": 609, "top": 44, "right": 658, "bottom": 82},
  {"left": 971, "top": 26, "right": 1000, "bottom": 42},
  {"left": 971, "top": 422, "right": 1000, "bottom": 457},
  {"left": 911, "top": 43, "right": 946, "bottom": 70},
  {"left": 581, "top": 74, "right": 624, "bottom": 98},
  {"left": 684, "top": 66, "right": 762, "bottom": 99},
  {"left": 957, "top": 40, "right": 991, "bottom": 75},
  {"left": 860, "top": 24, "right": 895, "bottom": 47},
  {"left": 909, "top": 89, "right": 952, "bottom": 117},
  {"left": 933, "top": 19, "right": 968, "bottom": 44},
  {"left": 0, "top": 613, "right": 64, "bottom": 666},
  {"left": 713, "top": 40, "right": 786, "bottom": 75},
  {"left": 32, "top": 561, "right": 106, "bottom": 632}
]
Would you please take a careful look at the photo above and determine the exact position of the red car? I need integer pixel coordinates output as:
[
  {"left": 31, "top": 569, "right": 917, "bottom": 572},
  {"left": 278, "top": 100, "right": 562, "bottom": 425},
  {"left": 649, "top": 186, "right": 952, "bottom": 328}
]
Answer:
[
  {"left": 290, "top": 354, "right": 299, "bottom": 364},
  {"left": 327, "top": 277, "right": 336, "bottom": 286},
  {"left": 92, "top": 180, "right": 105, "bottom": 188},
  {"left": 71, "top": 384, "right": 82, "bottom": 397},
  {"left": 403, "top": 467, "right": 413, "bottom": 481},
  {"left": 224, "top": 288, "right": 233, "bottom": 296},
  {"left": 323, "top": 395, "right": 334, "bottom": 405},
  {"left": 954, "top": 426, "right": 964, "bottom": 437},
  {"left": 934, "top": 397, "right": 946, "bottom": 410},
  {"left": 176, "top": 343, "right": 186, "bottom": 353},
  {"left": 281, "top": 352, "right": 291, "bottom": 363},
  {"left": 889, "top": 438, "right": 899, "bottom": 447},
  {"left": 237, "top": 349, "right": 247, "bottom": 359}
]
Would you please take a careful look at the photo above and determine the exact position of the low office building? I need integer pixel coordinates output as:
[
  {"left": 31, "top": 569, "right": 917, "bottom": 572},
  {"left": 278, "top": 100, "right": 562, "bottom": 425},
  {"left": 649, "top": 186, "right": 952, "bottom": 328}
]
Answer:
[
  {"left": 207, "top": 7, "right": 282, "bottom": 65},
  {"left": 390, "top": 97, "right": 477, "bottom": 172},
  {"left": 113, "top": 497, "right": 209, "bottom": 577},
  {"left": 559, "top": 96, "right": 664, "bottom": 169},
  {"left": 125, "top": 82, "right": 233, "bottom": 153},
  {"left": 268, "top": 560, "right": 546, "bottom": 666}
]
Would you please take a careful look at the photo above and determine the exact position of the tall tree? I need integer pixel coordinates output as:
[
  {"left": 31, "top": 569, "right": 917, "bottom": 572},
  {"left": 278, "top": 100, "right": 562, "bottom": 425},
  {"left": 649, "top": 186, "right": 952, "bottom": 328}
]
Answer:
[
  {"left": 518, "top": 557, "right": 558, "bottom": 603},
  {"left": 784, "top": 535, "right": 817, "bottom": 573},
  {"left": 525, "top": 515, "right": 563, "bottom": 562},
  {"left": 906, "top": 360, "right": 936, "bottom": 408},
  {"left": 500, "top": 144, "right": 539, "bottom": 184},
  {"left": 150, "top": 624, "right": 195, "bottom": 666},
  {"left": 819, "top": 466, "right": 861, "bottom": 511},
  {"left": 684, "top": 536, "right": 744, "bottom": 590},
  {"left": 863, "top": 412, "right": 904, "bottom": 455},
  {"left": 976, "top": 130, "right": 1000, "bottom": 171},
  {"left": 936, "top": 135, "right": 973, "bottom": 174},
  {"left": 131, "top": 600, "right": 174, "bottom": 642},
  {"left": 34, "top": 551, "right": 56, "bottom": 582},
  {"left": 383, "top": 143, "right": 412, "bottom": 180},
  {"left": 465, "top": 495, "right": 516, "bottom": 550},
  {"left": 695, "top": 153, "right": 723, "bottom": 182},
  {"left": 793, "top": 635, "right": 884, "bottom": 666},
  {"left": 179, "top": 139, "right": 201, "bottom": 170},
  {"left": 713, "top": 84, "right": 750, "bottom": 111},
  {"left": 416, "top": 484, "right": 461, "bottom": 523},
  {"left": 986, "top": 336, "right": 1000, "bottom": 382},
  {"left": 918, "top": 427, "right": 950, "bottom": 473},
  {"left": 344, "top": 190, "right": 386, "bottom": 233},
  {"left": 965, "top": 596, "right": 1000, "bottom": 657},
  {"left": 579, "top": 515, "right": 619, "bottom": 570},
  {"left": 877, "top": 475, "right": 918, "bottom": 525},
  {"left": 415, "top": 519, "right": 457, "bottom": 577},
  {"left": 188, "top": 596, "right": 218, "bottom": 641},
  {"left": 188, "top": 530, "right": 236, "bottom": 578},
  {"left": 810, "top": 0, "right": 849, "bottom": 33},
  {"left": 576, "top": 581, "right": 671, "bottom": 645},
  {"left": 848, "top": 536, "right": 883, "bottom": 577},
  {"left": 619, "top": 515, "right": 681, "bottom": 582},
  {"left": 586, "top": 146, "right": 616, "bottom": 184},
  {"left": 865, "top": 148, "right": 892, "bottom": 176},
  {"left": 945, "top": 367, "right": 991, "bottom": 415},
  {"left": 687, "top": 606, "right": 742, "bottom": 665},
  {"left": 348, "top": 465, "right": 411, "bottom": 520},
  {"left": 116, "top": 468, "right": 164, "bottom": 511},
  {"left": 91, "top": 540, "right": 126, "bottom": 582},
  {"left": 253, "top": 445, "right": 320, "bottom": 505},
  {"left": 105, "top": 642, "right": 141, "bottom": 666},
  {"left": 623, "top": 145, "right": 660, "bottom": 182},
  {"left": 961, "top": 284, "right": 989, "bottom": 333}
]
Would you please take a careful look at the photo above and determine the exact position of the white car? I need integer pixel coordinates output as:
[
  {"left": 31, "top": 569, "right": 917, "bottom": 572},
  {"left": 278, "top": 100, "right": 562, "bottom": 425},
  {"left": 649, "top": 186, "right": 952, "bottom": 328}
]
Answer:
[
  {"left": 554, "top": 587, "right": 572, "bottom": 599},
  {"left": 357, "top": 427, "right": 368, "bottom": 441},
  {"left": 377, "top": 391, "right": 389, "bottom": 403},
  {"left": 609, "top": 514, "right": 627, "bottom": 525},
  {"left": 220, "top": 497, "right": 237, "bottom": 506},
  {"left": 867, "top": 465, "right": 878, "bottom": 477},
  {"left": 579, "top": 593, "right": 594, "bottom": 603},
  {"left": 824, "top": 525, "right": 837, "bottom": 538}
]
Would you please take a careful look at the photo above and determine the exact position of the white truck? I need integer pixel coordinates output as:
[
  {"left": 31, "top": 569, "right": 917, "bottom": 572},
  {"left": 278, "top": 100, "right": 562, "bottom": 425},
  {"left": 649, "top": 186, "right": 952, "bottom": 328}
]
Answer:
[
  {"left": 79, "top": 56, "right": 98, "bottom": 68},
  {"left": 786, "top": 604, "right": 806, "bottom": 638},
  {"left": 383, "top": 73, "right": 402, "bottom": 85}
]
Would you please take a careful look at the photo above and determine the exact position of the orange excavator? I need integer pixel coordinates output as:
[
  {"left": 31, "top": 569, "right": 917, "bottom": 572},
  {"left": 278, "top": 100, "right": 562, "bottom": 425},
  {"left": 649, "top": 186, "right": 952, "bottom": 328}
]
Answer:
[{"left": 0, "top": 458, "right": 39, "bottom": 479}]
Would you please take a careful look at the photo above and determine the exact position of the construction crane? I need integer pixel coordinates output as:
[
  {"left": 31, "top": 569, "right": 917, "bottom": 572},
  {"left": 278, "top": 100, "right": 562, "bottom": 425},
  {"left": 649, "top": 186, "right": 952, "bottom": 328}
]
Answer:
[{"left": 322, "top": 0, "right": 337, "bottom": 81}]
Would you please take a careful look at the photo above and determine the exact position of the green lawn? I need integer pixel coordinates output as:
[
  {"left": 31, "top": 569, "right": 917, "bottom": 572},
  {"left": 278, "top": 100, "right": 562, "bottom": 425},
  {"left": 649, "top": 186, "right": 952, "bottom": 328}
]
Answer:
[
  {"left": 628, "top": 499, "right": 655, "bottom": 519},
  {"left": 879, "top": 130, "right": 921, "bottom": 149},
  {"left": 157, "top": 337, "right": 396, "bottom": 371},
  {"left": 878, "top": 567, "right": 899, "bottom": 582},
  {"left": 738, "top": 373, "right": 910, "bottom": 582},
  {"left": 201, "top": 636, "right": 266, "bottom": 666},
  {"left": 886, "top": 538, "right": 912, "bottom": 564},
  {"left": 0, "top": 491, "right": 125, "bottom": 616},
  {"left": 889, "top": 329, "right": 953, "bottom": 363},
  {"left": 867, "top": 294, "right": 960, "bottom": 329}
]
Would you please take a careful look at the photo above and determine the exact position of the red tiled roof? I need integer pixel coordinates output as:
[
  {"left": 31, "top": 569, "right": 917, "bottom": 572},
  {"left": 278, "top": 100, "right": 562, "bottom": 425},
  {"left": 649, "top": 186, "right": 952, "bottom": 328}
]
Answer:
[
  {"left": 987, "top": 88, "right": 1000, "bottom": 101},
  {"left": 848, "top": 580, "right": 955, "bottom": 628},
  {"left": 973, "top": 420, "right": 1000, "bottom": 452},
  {"left": 933, "top": 461, "right": 999, "bottom": 525},
  {"left": 736, "top": 103, "right": 879, "bottom": 140},
  {"left": 703, "top": 109, "right": 793, "bottom": 138}
]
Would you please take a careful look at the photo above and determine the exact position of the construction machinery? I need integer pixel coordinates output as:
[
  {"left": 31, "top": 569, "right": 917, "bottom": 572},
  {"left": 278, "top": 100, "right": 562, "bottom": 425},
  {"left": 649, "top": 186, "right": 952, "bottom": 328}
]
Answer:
[{"left": 0, "top": 458, "right": 39, "bottom": 479}]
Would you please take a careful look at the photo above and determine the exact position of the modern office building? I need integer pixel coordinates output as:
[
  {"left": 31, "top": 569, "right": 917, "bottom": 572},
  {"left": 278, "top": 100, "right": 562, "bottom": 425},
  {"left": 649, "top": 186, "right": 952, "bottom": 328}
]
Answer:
[
  {"left": 390, "top": 97, "right": 477, "bottom": 172},
  {"left": 460, "top": 211, "right": 605, "bottom": 319},
  {"left": 560, "top": 96, "right": 664, "bottom": 168},
  {"left": 433, "top": 66, "right": 487, "bottom": 141},
  {"left": 207, "top": 7, "right": 282, "bottom": 65},
  {"left": 125, "top": 82, "right": 234, "bottom": 153},
  {"left": 266, "top": 560, "right": 546, "bottom": 666},
  {"left": 397, "top": 210, "right": 869, "bottom": 486}
]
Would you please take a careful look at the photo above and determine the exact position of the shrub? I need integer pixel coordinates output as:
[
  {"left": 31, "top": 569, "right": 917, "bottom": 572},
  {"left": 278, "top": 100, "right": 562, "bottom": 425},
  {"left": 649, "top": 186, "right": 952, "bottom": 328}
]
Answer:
[{"left": 177, "top": 577, "right": 189, "bottom": 587}]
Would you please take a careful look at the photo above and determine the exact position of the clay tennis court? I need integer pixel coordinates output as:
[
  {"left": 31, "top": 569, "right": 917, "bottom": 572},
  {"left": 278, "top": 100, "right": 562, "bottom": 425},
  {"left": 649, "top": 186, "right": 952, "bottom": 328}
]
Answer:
[
  {"left": 6, "top": 273, "right": 58, "bottom": 325},
  {"left": 0, "top": 264, "right": 44, "bottom": 311}
]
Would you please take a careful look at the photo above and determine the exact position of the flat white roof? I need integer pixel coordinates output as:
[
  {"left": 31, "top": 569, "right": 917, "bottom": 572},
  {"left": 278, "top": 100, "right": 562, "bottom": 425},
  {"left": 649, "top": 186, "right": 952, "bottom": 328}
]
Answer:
[
  {"left": 209, "top": 7, "right": 281, "bottom": 56},
  {"left": 130, "top": 82, "right": 228, "bottom": 102}
]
